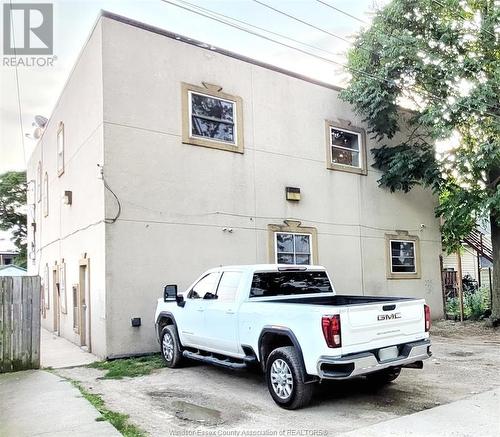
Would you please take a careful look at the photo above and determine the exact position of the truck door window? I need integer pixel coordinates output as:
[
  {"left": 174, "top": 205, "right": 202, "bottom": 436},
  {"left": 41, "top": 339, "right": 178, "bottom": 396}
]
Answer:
[
  {"left": 189, "top": 272, "right": 219, "bottom": 299},
  {"left": 216, "top": 271, "right": 242, "bottom": 302}
]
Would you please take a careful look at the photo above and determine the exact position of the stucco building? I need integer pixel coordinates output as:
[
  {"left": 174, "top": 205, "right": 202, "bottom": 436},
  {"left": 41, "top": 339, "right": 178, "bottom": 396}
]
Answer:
[{"left": 27, "top": 12, "right": 444, "bottom": 359}]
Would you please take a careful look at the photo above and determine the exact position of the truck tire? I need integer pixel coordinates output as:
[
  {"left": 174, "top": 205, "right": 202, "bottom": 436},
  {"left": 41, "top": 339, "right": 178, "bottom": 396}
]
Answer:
[
  {"left": 366, "top": 367, "right": 401, "bottom": 385},
  {"left": 266, "top": 346, "right": 314, "bottom": 409},
  {"left": 160, "top": 325, "right": 183, "bottom": 368}
]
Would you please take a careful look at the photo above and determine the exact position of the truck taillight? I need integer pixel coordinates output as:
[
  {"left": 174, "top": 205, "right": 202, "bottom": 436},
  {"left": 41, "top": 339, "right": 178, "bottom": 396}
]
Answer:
[
  {"left": 424, "top": 304, "right": 431, "bottom": 332},
  {"left": 322, "top": 314, "right": 341, "bottom": 348}
]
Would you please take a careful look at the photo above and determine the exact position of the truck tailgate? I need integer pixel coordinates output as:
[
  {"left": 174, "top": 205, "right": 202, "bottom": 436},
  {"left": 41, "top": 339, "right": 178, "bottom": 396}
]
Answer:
[{"left": 341, "top": 298, "right": 425, "bottom": 353}]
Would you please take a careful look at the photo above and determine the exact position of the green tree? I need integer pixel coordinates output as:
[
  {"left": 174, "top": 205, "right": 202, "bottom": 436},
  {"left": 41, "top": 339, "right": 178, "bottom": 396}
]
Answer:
[
  {"left": 0, "top": 171, "right": 27, "bottom": 268},
  {"left": 340, "top": 0, "right": 500, "bottom": 323}
]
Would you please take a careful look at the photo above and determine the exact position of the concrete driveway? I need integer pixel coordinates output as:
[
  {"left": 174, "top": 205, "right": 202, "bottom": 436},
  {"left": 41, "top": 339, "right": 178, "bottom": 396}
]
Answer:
[{"left": 56, "top": 323, "right": 500, "bottom": 436}]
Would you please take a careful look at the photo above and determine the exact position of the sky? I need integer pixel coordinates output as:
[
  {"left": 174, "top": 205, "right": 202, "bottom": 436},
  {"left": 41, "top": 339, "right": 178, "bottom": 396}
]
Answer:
[{"left": 0, "top": 0, "right": 389, "bottom": 174}]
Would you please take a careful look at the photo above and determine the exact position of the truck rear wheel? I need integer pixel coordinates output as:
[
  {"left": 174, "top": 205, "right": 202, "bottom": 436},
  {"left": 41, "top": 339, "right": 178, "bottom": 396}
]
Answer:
[
  {"left": 160, "top": 325, "right": 183, "bottom": 368},
  {"left": 266, "top": 346, "right": 314, "bottom": 409},
  {"left": 366, "top": 367, "right": 401, "bottom": 385}
]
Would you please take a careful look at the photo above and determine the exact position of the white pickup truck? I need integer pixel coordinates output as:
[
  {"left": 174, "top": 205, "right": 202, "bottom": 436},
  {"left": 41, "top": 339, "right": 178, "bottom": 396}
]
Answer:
[{"left": 155, "top": 264, "right": 431, "bottom": 409}]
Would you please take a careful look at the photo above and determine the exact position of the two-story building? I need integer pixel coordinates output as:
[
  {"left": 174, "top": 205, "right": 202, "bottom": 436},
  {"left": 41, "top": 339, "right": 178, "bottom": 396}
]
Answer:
[{"left": 27, "top": 11, "right": 443, "bottom": 359}]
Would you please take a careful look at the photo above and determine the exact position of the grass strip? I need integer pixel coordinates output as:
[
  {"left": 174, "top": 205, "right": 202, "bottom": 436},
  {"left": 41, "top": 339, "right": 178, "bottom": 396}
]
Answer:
[
  {"left": 88, "top": 354, "right": 164, "bottom": 379},
  {"left": 70, "top": 379, "right": 146, "bottom": 437}
]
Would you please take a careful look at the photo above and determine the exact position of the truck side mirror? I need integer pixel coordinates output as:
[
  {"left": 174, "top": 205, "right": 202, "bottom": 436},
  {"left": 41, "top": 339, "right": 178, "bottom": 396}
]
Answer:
[{"left": 164, "top": 284, "right": 177, "bottom": 302}]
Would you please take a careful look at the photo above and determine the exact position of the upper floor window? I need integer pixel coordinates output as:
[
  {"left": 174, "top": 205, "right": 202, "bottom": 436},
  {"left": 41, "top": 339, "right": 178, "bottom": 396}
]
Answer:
[
  {"left": 325, "top": 121, "right": 367, "bottom": 175},
  {"left": 36, "top": 162, "right": 42, "bottom": 202},
  {"left": 43, "top": 172, "right": 48, "bottom": 217},
  {"left": 57, "top": 122, "right": 64, "bottom": 176},
  {"left": 182, "top": 82, "right": 244, "bottom": 154},
  {"left": 385, "top": 233, "right": 421, "bottom": 279}
]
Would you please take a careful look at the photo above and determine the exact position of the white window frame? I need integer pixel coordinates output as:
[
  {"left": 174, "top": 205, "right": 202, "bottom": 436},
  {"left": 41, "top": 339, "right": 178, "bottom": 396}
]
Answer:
[
  {"left": 42, "top": 172, "right": 48, "bottom": 217},
  {"left": 188, "top": 90, "right": 238, "bottom": 146},
  {"left": 36, "top": 162, "right": 42, "bottom": 202},
  {"left": 57, "top": 123, "right": 64, "bottom": 176},
  {"left": 325, "top": 120, "right": 367, "bottom": 175},
  {"left": 389, "top": 239, "right": 416, "bottom": 274},
  {"left": 274, "top": 231, "right": 313, "bottom": 265},
  {"left": 329, "top": 126, "right": 362, "bottom": 168}
]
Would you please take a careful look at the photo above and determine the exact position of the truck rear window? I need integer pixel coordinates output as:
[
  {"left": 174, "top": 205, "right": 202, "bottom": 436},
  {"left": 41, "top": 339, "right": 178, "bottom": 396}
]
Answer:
[{"left": 250, "top": 271, "right": 332, "bottom": 298}]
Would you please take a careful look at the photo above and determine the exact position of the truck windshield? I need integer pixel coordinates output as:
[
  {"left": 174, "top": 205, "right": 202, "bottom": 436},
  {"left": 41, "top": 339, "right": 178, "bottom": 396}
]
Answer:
[{"left": 250, "top": 271, "right": 332, "bottom": 298}]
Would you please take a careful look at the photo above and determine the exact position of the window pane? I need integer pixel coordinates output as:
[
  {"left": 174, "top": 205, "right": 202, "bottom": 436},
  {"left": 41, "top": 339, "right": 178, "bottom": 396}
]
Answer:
[
  {"left": 192, "top": 117, "right": 234, "bottom": 142},
  {"left": 277, "top": 253, "right": 294, "bottom": 264},
  {"left": 276, "top": 233, "right": 294, "bottom": 253},
  {"left": 294, "top": 234, "right": 310, "bottom": 254},
  {"left": 391, "top": 241, "right": 416, "bottom": 273},
  {"left": 295, "top": 254, "right": 311, "bottom": 265},
  {"left": 191, "top": 93, "right": 234, "bottom": 122},
  {"left": 191, "top": 272, "right": 219, "bottom": 299},
  {"left": 217, "top": 271, "right": 242, "bottom": 302},
  {"left": 250, "top": 271, "right": 332, "bottom": 297},
  {"left": 331, "top": 128, "right": 359, "bottom": 151},
  {"left": 331, "top": 147, "right": 359, "bottom": 167}
]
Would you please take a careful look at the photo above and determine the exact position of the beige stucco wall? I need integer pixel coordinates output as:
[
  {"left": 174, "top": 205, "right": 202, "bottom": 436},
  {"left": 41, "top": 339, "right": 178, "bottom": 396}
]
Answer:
[
  {"left": 27, "top": 21, "right": 107, "bottom": 358},
  {"left": 100, "top": 17, "right": 443, "bottom": 357}
]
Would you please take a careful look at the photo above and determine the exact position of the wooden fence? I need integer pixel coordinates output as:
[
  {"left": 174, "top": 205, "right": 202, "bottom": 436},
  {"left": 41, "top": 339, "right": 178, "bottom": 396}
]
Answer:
[{"left": 0, "top": 276, "right": 41, "bottom": 373}]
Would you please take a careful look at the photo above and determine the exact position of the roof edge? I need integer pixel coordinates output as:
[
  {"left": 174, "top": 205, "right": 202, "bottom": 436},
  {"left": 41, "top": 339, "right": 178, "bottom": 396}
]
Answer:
[{"left": 99, "top": 10, "right": 344, "bottom": 93}]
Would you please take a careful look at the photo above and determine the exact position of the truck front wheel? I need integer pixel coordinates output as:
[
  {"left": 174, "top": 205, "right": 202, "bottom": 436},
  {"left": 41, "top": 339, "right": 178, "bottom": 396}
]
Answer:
[
  {"left": 266, "top": 346, "right": 314, "bottom": 409},
  {"left": 160, "top": 325, "right": 183, "bottom": 368}
]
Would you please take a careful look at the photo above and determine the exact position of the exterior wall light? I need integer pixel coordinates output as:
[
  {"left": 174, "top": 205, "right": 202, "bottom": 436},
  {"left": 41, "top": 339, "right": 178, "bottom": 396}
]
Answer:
[
  {"left": 63, "top": 190, "right": 72, "bottom": 205},
  {"left": 286, "top": 187, "right": 301, "bottom": 201}
]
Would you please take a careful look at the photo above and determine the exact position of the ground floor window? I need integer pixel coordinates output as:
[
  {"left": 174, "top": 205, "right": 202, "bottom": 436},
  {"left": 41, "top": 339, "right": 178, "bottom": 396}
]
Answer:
[
  {"left": 275, "top": 232, "right": 312, "bottom": 265},
  {"left": 268, "top": 220, "right": 318, "bottom": 265},
  {"left": 385, "top": 233, "right": 421, "bottom": 279}
]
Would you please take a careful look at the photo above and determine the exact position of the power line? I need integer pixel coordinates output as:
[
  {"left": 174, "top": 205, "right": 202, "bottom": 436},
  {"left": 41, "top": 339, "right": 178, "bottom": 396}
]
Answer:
[
  {"left": 174, "top": 0, "right": 346, "bottom": 59},
  {"left": 252, "top": 0, "right": 354, "bottom": 47},
  {"left": 431, "top": 0, "right": 497, "bottom": 39},
  {"left": 252, "top": 0, "right": 499, "bottom": 120},
  {"left": 159, "top": 0, "right": 500, "bottom": 121},
  {"left": 315, "top": 0, "right": 368, "bottom": 25},
  {"left": 158, "top": 0, "right": 389, "bottom": 84},
  {"left": 8, "top": 0, "right": 27, "bottom": 167}
]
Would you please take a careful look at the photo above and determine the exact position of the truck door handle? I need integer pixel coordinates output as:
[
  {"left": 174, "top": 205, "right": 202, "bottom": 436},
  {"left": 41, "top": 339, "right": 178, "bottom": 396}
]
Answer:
[
  {"left": 226, "top": 310, "right": 235, "bottom": 314},
  {"left": 197, "top": 308, "right": 204, "bottom": 312}
]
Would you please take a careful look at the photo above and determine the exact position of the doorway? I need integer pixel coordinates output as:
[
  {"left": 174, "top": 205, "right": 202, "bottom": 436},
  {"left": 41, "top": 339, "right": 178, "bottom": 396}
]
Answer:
[
  {"left": 79, "top": 258, "right": 91, "bottom": 351},
  {"left": 52, "top": 266, "right": 60, "bottom": 335}
]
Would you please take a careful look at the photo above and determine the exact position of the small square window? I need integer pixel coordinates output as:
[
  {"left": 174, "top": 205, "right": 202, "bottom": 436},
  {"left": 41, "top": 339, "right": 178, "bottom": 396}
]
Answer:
[
  {"left": 385, "top": 234, "right": 421, "bottom": 279},
  {"left": 275, "top": 232, "right": 312, "bottom": 265},
  {"left": 325, "top": 121, "right": 367, "bottom": 175},
  {"left": 390, "top": 240, "right": 416, "bottom": 273},
  {"left": 190, "top": 92, "right": 236, "bottom": 143},
  {"left": 182, "top": 83, "right": 244, "bottom": 153}
]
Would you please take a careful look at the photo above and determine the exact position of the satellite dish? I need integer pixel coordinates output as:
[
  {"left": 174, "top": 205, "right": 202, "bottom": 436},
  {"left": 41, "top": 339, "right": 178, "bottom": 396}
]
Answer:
[
  {"left": 34, "top": 115, "right": 48, "bottom": 128},
  {"left": 34, "top": 127, "right": 43, "bottom": 139}
]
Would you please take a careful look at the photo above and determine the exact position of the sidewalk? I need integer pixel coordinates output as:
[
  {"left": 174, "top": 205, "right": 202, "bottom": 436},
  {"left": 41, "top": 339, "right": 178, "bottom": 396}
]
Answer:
[
  {"left": 41, "top": 328, "right": 98, "bottom": 368},
  {"left": 0, "top": 370, "right": 120, "bottom": 437},
  {"left": 341, "top": 388, "right": 500, "bottom": 437}
]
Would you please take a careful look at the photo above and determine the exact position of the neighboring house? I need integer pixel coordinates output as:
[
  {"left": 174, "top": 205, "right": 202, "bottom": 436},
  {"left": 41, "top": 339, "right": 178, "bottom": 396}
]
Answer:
[
  {"left": 0, "top": 265, "right": 27, "bottom": 276},
  {"left": 0, "top": 250, "right": 18, "bottom": 266},
  {"left": 442, "top": 230, "right": 493, "bottom": 290},
  {"left": 26, "top": 11, "right": 443, "bottom": 359}
]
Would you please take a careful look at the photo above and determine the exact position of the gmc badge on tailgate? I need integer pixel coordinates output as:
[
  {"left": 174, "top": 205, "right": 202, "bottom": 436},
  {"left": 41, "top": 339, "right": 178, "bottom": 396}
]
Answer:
[{"left": 378, "top": 313, "right": 402, "bottom": 321}]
